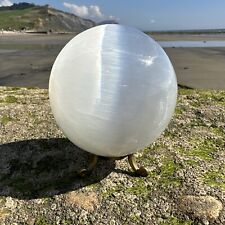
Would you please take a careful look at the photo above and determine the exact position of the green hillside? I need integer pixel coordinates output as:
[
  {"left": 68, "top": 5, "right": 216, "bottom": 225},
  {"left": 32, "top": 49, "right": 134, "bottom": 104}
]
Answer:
[
  {"left": 0, "top": 3, "right": 95, "bottom": 32},
  {"left": 0, "top": 7, "right": 35, "bottom": 30}
]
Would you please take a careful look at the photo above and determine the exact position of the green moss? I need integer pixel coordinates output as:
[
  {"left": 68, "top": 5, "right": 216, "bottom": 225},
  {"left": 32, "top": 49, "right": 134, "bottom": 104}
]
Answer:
[
  {"left": 4, "top": 95, "right": 17, "bottom": 103},
  {"left": 178, "top": 88, "right": 194, "bottom": 95},
  {"left": 187, "top": 149, "right": 213, "bottom": 160},
  {"left": 178, "top": 89, "right": 225, "bottom": 107},
  {"left": 125, "top": 185, "right": 149, "bottom": 195},
  {"left": 10, "top": 87, "right": 21, "bottom": 91},
  {"left": 0, "top": 197, "right": 6, "bottom": 207},
  {"left": 102, "top": 178, "right": 151, "bottom": 199},
  {"left": 1, "top": 115, "right": 13, "bottom": 125},
  {"left": 180, "top": 139, "right": 217, "bottom": 160},
  {"left": 144, "top": 141, "right": 167, "bottom": 153},
  {"left": 163, "top": 130, "right": 177, "bottom": 138},
  {"left": 138, "top": 149, "right": 156, "bottom": 165},
  {"left": 61, "top": 219, "right": 74, "bottom": 225},
  {"left": 130, "top": 213, "right": 141, "bottom": 222},
  {"left": 27, "top": 86, "right": 39, "bottom": 90},
  {"left": 190, "top": 100, "right": 200, "bottom": 108},
  {"left": 185, "top": 160, "right": 199, "bottom": 166},
  {"left": 175, "top": 107, "right": 183, "bottom": 115},
  {"left": 200, "top": 91, "right": 225, "bottom": 105},
  {"left": 160, "top": 160, "right": 177, "bottom": 176},
  {"left": 158, "top": 158, "right": 182, "bottom": 187},
  {"left": 203, "top": 168, "right": 225, "bottom": 190},
  {"left": 35, "top": 216, "right": 53, "bottom": 225},
  {"left": 135, "top": 153, "right": 183, "bottom": 190},
  {"left": 88, "top": 182, "right": 101, "bottom": 190},
  {"left": 125, "top": 179, "right": 150, "bottom": 196},
  {"left": 160, "top": 216, "right": 194, "bottom": 225},
  {"left": 210, "top": 127, "right": 224, "bottom": 136}
]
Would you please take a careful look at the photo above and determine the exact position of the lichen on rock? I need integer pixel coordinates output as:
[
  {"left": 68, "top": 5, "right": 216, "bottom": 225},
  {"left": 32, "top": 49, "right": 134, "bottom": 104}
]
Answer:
[{"left": 0, "top": 86, "right": 224, "bottom": 224}]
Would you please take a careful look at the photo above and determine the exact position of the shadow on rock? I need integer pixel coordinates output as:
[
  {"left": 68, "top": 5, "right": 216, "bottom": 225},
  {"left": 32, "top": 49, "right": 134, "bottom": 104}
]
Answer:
[{"left": 0, "top": 138, "right": 115, "bottom": 199}]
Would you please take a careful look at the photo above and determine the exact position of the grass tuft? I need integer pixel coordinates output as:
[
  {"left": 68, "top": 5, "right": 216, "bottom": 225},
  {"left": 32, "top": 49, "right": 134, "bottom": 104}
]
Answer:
[{"left": 4, "top": 95, "right": 17, "bottom": 103}]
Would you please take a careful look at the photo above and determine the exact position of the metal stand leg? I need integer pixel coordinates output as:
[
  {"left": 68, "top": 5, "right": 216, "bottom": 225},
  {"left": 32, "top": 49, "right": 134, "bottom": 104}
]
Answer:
[
  {"left": 128, "top": 154, "right": 148, "bottom": 177},
  {"left": 77, "top": 153, "right": 148, "bottom": 177},
  {"left": 78, "top": 154, "right": 98, "bottom": 177}
]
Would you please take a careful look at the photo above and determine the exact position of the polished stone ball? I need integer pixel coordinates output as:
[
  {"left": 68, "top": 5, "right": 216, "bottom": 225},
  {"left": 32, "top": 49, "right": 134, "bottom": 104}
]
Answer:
[{"left": 49, "top": 24, "right": 177, "bottom": 157}]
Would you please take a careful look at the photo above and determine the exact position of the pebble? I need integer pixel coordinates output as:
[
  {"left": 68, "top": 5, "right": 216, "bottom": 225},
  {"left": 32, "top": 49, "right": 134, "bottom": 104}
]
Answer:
[
  {"left": 179, "top": 195, "right": 223, "bottom": 220},
  {"left": 5, "top": 197, "right": 17, "bottom": 210}
]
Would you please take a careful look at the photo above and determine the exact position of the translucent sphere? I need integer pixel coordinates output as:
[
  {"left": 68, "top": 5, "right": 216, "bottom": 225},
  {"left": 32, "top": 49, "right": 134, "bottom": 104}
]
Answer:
[{"left": 49, "top": 24, "right": 177, "bottom": 157}]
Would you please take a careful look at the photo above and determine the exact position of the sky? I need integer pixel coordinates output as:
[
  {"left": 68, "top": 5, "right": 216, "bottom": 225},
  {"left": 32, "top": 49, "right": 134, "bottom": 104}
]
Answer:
[{"left": 1, "top": 0, "right": 225, "bottom": 31}]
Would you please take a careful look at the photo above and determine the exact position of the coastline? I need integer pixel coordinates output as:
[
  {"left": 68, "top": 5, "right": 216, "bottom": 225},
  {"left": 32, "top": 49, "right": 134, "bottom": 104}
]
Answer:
[
  {"left": 151, "top": 33, "right": 225, "bottom": 41},
  {"left": 2, "top": 31, "right": 225, "bottom": 40},
  {"left": 0, "top": 33, "right": 225, "bottom": 89}
]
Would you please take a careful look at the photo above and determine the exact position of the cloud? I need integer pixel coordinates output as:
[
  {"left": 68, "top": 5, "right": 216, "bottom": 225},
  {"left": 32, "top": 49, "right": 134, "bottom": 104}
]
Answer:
[
  {"left": 0, "top": 0, "right": 12, "bottom": 7},
  {"left": 63, "top": 2, "right": 116, "bottom": 22},
  {"left": 89, "top": 5, "right": 103, "bottom": 19}
]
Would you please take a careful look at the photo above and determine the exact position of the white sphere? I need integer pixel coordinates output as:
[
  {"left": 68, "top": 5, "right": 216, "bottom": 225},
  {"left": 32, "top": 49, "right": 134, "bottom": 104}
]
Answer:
[{"left": 49, "top": 24, "right": 177, "bottom": 157}]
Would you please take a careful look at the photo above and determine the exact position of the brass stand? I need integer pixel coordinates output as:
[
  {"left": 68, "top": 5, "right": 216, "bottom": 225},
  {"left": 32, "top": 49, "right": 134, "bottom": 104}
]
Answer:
[{"left": 78, "top": 153, "right": 148, "bottom": 177}]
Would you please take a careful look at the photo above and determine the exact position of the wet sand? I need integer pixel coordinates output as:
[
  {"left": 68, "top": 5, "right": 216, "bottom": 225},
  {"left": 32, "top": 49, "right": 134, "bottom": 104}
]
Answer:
[
  {"left": 166, "top": 47, "right": 225, "bottom": 89},
  {"left": 151, "top": 33, "right": 225, "bottom": 41},
  {"left": 0, "top": 33, "right": 225, "bottom": 89},
  {"left": 0, "top": 34, "right": 73, "bottom": 88}
]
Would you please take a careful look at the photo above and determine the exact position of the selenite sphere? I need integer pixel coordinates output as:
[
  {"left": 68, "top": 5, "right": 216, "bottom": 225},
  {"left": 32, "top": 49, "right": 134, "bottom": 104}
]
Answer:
[{"left": 49, "top": 24, "right": 177, "bottom": 157}]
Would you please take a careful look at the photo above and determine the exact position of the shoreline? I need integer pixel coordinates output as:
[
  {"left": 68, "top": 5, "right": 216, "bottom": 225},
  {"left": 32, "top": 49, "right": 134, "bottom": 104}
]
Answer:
[
  {"left": 0, "top": 34, "right": 225, "bottom": 90},
  {"left": 1, "top": 31, "right": 225, "bottom": 40}
]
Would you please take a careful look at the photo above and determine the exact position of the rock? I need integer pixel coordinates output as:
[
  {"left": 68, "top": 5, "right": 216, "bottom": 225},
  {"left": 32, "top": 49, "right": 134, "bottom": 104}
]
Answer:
[
  {"left": 51, "top": 203, "right": 57, "bottom": 211},
  {"left": 179, "top": 195, "right": 223, "bottom": 221},
  {"left": 65, "top": 191, "right": 99, "bottom": 212},
  {"left": 0, "top": 87, "right": 225, "bottom": 224},
  {"left": 5, "top": 197, "right": 17, "bottom": 210}
]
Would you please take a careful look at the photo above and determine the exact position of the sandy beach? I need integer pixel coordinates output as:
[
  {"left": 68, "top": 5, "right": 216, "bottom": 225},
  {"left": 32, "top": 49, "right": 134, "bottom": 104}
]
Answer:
[
  {"left": 151, "top": 33, "right": 225, "bottom": 41},
  {"left": 0, "top": 33, "right": 225, "bottom": 89},
  {"left": 166, "top": 47, "right": 225, "bottom": 89}
]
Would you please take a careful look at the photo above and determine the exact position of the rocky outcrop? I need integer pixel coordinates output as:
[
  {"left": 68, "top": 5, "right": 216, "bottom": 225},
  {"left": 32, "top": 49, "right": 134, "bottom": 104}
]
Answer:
[{"left": 0, "top": 87, "right": 224, "bottom": 224}]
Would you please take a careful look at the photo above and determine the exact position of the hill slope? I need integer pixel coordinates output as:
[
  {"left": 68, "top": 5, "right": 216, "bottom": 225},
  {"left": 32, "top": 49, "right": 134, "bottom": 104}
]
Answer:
[{"left": 0, "top": 3, "right": 95, "bottom": 33}]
